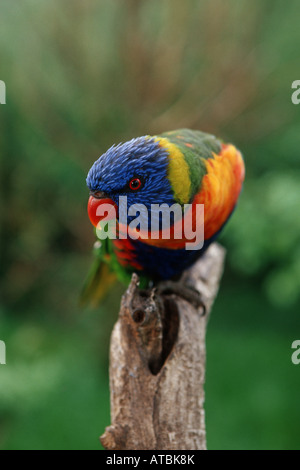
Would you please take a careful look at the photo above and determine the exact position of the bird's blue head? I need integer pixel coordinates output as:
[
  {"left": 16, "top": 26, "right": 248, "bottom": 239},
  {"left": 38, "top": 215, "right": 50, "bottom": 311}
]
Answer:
[{"left": 86, "top": 136, "right": 176, "bottom": 228}]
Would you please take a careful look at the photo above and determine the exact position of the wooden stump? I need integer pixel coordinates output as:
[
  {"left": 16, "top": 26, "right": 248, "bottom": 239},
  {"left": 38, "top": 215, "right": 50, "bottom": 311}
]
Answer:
[{"left": 101, "top": 243, "right": 226, "bottom": 450}]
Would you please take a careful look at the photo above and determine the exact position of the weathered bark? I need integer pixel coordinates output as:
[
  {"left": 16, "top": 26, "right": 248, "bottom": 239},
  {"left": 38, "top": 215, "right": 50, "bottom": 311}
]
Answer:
[{"left": 100, "top": 243, "right": 225, "bottom": 450}]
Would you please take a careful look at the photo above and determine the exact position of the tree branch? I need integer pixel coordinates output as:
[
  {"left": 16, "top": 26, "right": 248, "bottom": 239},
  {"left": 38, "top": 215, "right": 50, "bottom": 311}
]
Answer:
[{"left": 100, "top": 243, "right": 226, "bottom": 450}]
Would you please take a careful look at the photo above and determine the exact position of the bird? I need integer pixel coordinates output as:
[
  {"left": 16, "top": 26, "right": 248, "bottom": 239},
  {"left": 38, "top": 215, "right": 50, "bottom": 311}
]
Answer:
[{"left": 82, "top": 128, "right": 245, "bottom": 307}]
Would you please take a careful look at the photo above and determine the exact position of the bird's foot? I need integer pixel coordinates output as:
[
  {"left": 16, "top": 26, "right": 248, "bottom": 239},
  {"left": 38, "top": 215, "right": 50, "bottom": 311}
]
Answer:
[{"left": 155, "top": 280, "right": 206, "bottom": 315}]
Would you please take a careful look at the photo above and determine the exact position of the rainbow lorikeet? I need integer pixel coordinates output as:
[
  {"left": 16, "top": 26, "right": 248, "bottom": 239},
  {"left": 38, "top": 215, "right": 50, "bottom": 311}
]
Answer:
[{"left": 82, "top": 129, "right": 245, "bottom": 306}]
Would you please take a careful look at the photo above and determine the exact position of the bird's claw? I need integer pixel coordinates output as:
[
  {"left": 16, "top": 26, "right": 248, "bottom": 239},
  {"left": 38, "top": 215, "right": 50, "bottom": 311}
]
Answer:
[{"left": 155, "top": 281, "right": 206, "bottom": 315}]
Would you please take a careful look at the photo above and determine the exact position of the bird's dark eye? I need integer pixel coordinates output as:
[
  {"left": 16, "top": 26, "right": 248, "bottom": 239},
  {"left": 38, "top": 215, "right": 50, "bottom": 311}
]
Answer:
[{"left": 129, "top": 178, "right": 142, "bottom": 191}]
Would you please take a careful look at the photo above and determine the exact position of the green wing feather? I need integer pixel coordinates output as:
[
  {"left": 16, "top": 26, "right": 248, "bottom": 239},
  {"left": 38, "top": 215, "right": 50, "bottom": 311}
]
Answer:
[{"left": 160, "top": 129, "right": 222, "bottom": 198}]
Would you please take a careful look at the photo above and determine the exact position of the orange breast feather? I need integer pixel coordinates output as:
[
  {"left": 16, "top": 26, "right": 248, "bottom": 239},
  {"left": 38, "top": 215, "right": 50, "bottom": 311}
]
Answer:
[{"left": 195, "top": 144, "right": 245, "bottom": 240}]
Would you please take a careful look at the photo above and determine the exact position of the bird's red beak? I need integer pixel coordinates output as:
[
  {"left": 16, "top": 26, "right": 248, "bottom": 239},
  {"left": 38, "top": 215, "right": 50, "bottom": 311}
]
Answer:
[{"left": 88, "top": 195, "right": 118, "bottom": 228}]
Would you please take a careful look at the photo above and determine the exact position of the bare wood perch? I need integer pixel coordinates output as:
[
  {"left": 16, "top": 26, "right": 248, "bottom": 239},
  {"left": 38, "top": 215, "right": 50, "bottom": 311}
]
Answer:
[{"left": 101, "top": 243, "right": 226, "bottom": 450}]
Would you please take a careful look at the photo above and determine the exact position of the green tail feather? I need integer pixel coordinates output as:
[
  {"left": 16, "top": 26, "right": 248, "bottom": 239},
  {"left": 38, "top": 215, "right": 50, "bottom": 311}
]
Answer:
[
  {"left": 80, "top": 258, "right": 117, "bottom": 307},
  {"left": 80, "top": 237, "right": 117, "bottom": 307}
]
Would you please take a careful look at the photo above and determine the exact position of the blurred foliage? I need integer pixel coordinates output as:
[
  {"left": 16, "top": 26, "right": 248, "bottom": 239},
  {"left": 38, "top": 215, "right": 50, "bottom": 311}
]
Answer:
[{"left": 0, "top": 0, "right": 299, "bottom": 450}]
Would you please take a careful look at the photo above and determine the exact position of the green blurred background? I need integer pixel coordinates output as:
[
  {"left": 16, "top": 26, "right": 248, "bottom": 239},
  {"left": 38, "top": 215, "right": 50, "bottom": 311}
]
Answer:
[{"left": 0, "top": 0, "right": 299, "bottom": 450}]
